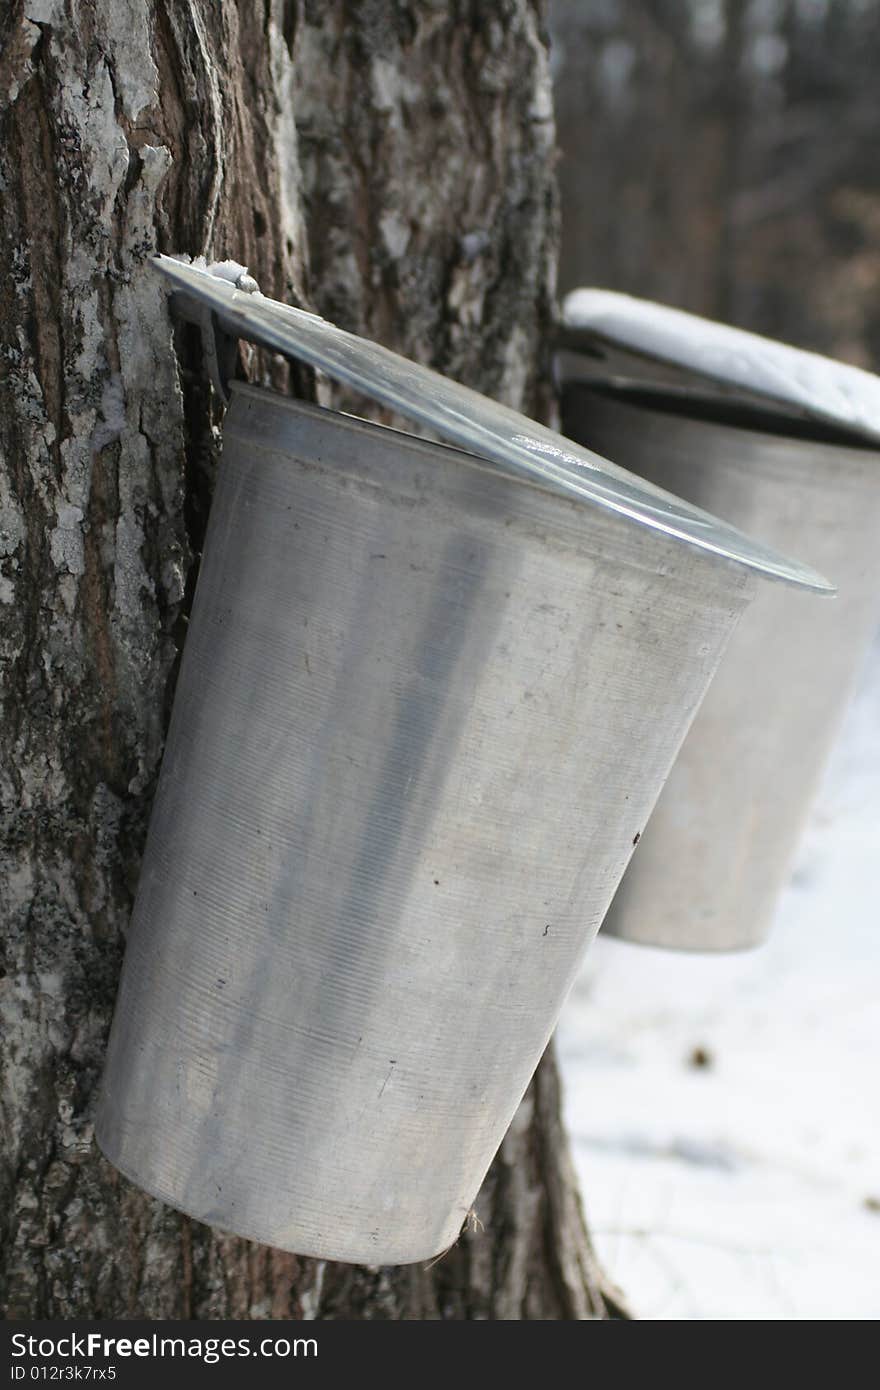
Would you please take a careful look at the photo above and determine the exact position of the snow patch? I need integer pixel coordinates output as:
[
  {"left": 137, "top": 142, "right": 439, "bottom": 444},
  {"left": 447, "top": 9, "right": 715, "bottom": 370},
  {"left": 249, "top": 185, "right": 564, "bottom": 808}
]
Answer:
[{"left": 559, "top": 632, "right": 880, "bottom": 1319}]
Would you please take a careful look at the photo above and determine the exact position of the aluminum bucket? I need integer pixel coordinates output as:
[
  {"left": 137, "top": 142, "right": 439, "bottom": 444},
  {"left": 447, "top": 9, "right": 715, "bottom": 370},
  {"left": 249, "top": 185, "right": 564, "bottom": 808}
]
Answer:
[
  {"left": 97, "top": 383, "right": 777, "bottom": 1262},
  {"left": 561, "top": 382, "right": 880, "bottom": 951}
]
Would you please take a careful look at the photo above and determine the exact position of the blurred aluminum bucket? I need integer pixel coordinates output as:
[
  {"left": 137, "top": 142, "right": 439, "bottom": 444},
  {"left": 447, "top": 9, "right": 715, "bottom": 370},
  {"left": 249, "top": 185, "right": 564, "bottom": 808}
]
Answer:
[
  {"left": 561, "top": 380, "right": 880, "bottom": 951},
  {"left": 96, "top": 381, "right": 784, "bottom": 1263}
]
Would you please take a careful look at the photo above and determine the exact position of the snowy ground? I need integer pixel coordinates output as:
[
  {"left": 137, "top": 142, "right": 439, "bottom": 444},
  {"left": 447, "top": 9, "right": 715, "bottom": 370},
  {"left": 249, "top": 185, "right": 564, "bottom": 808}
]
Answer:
[{"left": 558, "top": 633, "right": 880, "bottom": 1320}]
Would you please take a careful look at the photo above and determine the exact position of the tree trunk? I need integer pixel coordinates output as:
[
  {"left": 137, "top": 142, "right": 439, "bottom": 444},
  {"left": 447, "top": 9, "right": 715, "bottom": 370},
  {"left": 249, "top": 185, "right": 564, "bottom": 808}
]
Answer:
[
  {"left": 550, "top": 0, "right": 880, "bottom": 360},
  {"left": 0, "top": 0, "right": 620, "bottom": 1319}
]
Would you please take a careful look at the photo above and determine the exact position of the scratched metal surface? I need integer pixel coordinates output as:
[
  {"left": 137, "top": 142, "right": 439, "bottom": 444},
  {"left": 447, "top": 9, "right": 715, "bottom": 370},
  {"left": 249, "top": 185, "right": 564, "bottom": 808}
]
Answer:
[{"left": 97, "top": 389, "right": 756, "bottom": 1262}]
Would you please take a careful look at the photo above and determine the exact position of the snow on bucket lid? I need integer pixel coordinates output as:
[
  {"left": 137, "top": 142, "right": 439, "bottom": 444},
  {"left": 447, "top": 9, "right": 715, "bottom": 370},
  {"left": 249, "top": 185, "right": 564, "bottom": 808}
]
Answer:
[
  {"left": 155, "top": 256, "right": 832, "bottom": 594},
  {"left": 562, "top": 288, "right": 880, "bottom": 448}
]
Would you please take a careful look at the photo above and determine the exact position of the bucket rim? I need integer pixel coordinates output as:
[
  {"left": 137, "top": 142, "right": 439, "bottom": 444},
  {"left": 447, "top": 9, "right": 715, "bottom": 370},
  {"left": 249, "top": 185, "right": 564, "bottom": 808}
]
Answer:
[
  {"left": 560, "top": 288, "right": 880, "bottom": 454},
  {"left": 155, "top": 256, "right": 833, "bottom": 594},
  {"left": 564, "top": 378, "right": 880, "bottom": 457}
]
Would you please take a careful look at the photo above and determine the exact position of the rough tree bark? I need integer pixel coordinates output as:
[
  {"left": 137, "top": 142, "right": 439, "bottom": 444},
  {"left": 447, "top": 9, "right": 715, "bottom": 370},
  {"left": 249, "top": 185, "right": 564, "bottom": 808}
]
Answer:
[{"left": 0, "top": 0, "right": 621, "bottom": 1319}]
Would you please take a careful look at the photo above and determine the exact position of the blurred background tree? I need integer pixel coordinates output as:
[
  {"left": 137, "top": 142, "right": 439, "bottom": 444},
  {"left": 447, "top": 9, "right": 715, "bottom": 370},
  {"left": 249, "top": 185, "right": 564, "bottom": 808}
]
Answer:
[{"left": 550, "top": 0, "right": 880, "bottom": 362}]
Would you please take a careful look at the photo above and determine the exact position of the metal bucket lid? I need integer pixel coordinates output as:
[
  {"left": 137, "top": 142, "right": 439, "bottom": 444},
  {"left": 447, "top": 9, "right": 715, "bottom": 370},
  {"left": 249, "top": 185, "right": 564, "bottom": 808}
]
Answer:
[
  {"left": 154, "top": 256, "right": 832, "bottom": 593},
  {"left": 561, "top": 288, "right": 880, "bottom": 450}
]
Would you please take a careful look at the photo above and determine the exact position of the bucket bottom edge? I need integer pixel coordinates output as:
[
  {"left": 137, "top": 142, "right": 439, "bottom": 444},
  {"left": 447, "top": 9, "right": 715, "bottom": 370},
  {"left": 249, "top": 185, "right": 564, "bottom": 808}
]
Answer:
[
  {"left": 94, "top": 1124, "right": 463, "bottom": 1268},
  {"left": 602, "top": 925, "right": 769, "bottom": 953}
]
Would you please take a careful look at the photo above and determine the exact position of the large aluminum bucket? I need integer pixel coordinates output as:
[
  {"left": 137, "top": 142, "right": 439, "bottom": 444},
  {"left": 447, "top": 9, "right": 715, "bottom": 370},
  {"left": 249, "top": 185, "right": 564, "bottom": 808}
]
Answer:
[
  {"left": 561, "top": 382, "right": 880, "bottom": 951},
  {"left": 98, "top": 384, "right": 767, "bottom": 1262}
]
